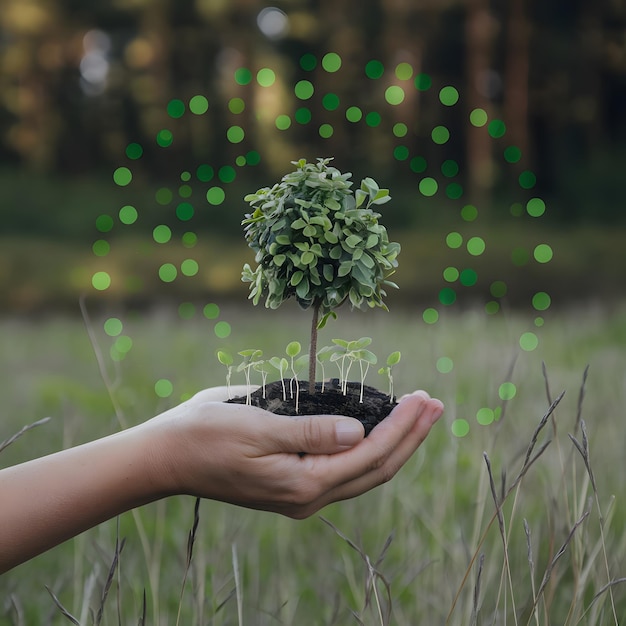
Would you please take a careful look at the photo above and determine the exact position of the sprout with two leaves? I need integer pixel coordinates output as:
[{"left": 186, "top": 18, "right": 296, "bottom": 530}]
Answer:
[{"left": 242, "top": 158, "right": 400, "bottom": 395}]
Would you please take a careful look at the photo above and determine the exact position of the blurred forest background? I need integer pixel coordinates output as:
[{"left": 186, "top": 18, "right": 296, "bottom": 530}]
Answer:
[{"left": 1, "top": 0, "right": 625, "bottom": 313}]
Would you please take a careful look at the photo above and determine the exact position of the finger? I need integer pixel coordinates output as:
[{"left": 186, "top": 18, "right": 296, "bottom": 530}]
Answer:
[
  {"left": 189, "top": 385, "right": 259, "bottom": 403},
  {"left": 271, "top": 415, "right": 365, "bottom": 454}
]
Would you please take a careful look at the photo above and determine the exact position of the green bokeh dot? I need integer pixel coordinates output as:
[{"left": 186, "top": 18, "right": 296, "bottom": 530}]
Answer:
[
  {"left": 510, "top": 202, "right": 524, "bottom": 217},
  {"left": 233, "top": 68, "right": 252, "bottom": 85},
  {"left": 158, "top": 263, "right": 177, "bottom": 283},
  {"left": 432, "top": 125, "right": 450, "bottom": 144},
  {"left": 153, "top": 224, "right": 171, "bottom": 244},
  {"left": 319, "top": 123, "right": 334, "bottom": 138},
  {"left": 446, "top": 232, "right": 463, "bottom": 249},
  {"left": 92, "top": 271, "right": 111, "bottom": 291},
  {"left": 490, "top": 280, "right": 507, "bottom": 297},
  {"left": 414, "top": 73, "right": 432, "bottom": 90},
  {"left": 393, "top": 146, "right": 409, "bottom": 161},
  {"left": 395, "top": 62, "right": 413, "bottom": 80},
  {"left": 181, "top": 259, "right": 199, "bottom": 277},
  {"left": 476, "top": 408, "right": 495, "bottom": 426},
  {"left": 470, "top": 108, "right": 488, "bottom": 127},
  {"left": 534, "top": 244, "right": 553, "bottom": 263},
  {"left": 322, "top": 52, "right": 342, "bottom": 72},
  {"left": 499, "top": 382, "right": 517, "bottom": 401},
  {"left": 532, "top": 291, "right": 551, "bottom": 311},
  {"left": 189, "top": 95, "right": 209, "bottom": 113},
  {"left": 96, "top": 214, "right": 113, "bottom": 232},
  {"left": 441, "top": 159, "right": 459, "bottom": 177},
  {"left": 227, "top": 125, "right": 245, "bottom": 143},
  {"left": 300, "top": 53, "right": 317, "bottom": 71},
  {"left": 504, "top": 145, "right": 522, "bottom": 163},
  {"left": 535, "top": 316, "right": 545, "bottom": 327},
  {"left": 257, "top": 68, "right": 276, "bottom": 87},
  {"left": 214, "top": 321, "right": 232, "bottom": 338},
  {"left": 176, "top": 202, "right": 194, "bottom": 221},
  {"left": 92, "top": 240, "right": 110, "bottom": 256},
  {"left": 439, "top": 86, "right": 459, "bottom": 106},
  {"left": 488, "top": 119, "right": 506, "bottom": 138},
  {"left": 451, "top": 419, "right": 470, "bottom": 437},
  {"left": 167, "top": 98, "right": 185, "bottom": 118},
  {"left": 228, "top": 97, "right": 245, "bottom": 114},
  {"left": 294, "top": 80, "right": 314, "bottom": 100},
  {"left": 443, "top": 266, "right": 459, "bottom": 282},
  {"left": 485, "top": 301, "right": 500, "bottom": 315},
  {"left": 246, "top": 150, "right": 261, "bottom": 165},
  {"left": 182, "top": 232, "right": 197, "bottom": 248},
  {"left": 346, "top": 106, "right": 362, "bottom": 122},
  {"left": 460, "top": 268, "right": 478, "bottom": 286},
  {"left": 322, "top": 93, "right": 340, "bottom": 110},
  {"left": 295, "top": 107, "right": 312, "bottom": 124},
  {"left": 125, "top": 142, "right": 143, "bottom": 160},
  {"left": 114, "top": 335, "right": 133, "bottom": 354},
  {"left": 446, "top": 183, "right": 463, "bottom": 199},
  {"left": 206, "top": 187, "right": 226, "bottom": 205},
  {"left": 520, "top": 332, "right": 539, "bottom": 351},
  {"left": 422, "top": 308, "right": 439, "bottom": 324},
  {"left": 393, "top": 123, "right": 408, "bottom": 137},
  {"left": 419, "top": 177, "right": 438, "bottom": 196},
  {"left": 437, "top": 357, "right": 454, "bottom": 373},
  {"left": 113, "top": 167, "right": 132, "bottom": 186},
  {"left": 365, "top": 111, "right": 381, "bottom": 127},
  {"left": 519, "top": 170, "right": 537, "bottom": 189},
  {"left": 461, "top": 205, "right": 478, "bottom": 221},
  {"left": 178, "top": 184, "right": 192, "bottom": 198},
  {"left": 275, "top": 114, "right": 291, "bottom": 130},
  {"left": 119, "top": 204, "right": 138, "bottom": 223},
  {"left": 196, "top": 164, "right": 214, "bottom": 182},
  {"left": 385, "top": 85, "right": 405, "bottom": 105},
  {"left": 155, "top": 379, "right": 174, "bottom": 398},
  {"left": 410, "top": 156, "right": 427, "bottom": 173},
  {"left": 365, "top": 59, "right": 384, "bottom": 79},
  {"left": 178, "top": 302, "right": 195, "bottom": 319},
  {"left": 467, "top": 236, "right": 486, "bottom": 256},
  {"left": 218, "top": 166, "right": 236, "bottom": 183},
  {"left": 203, "top": 303, "right": 220, "bottom": 319},
  {"left": 155, "top": 187, "right": 173, "bottom": 205},
  {"left": 439, "top": 287, "right": 457, "bottom": 306},
  {"left": 104, "top": 317, "right": 123, "bottom": 337},
  {"left": 527, "top": 198, "right": 546, "bottom": 217},
  {"left": 156, "top": 129, "right": 173, "bottom": 147}
]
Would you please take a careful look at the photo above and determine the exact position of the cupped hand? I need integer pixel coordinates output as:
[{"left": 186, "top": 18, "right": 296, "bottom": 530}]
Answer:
[{"left": 150, "top": 386, "right": 444, "bottom": 519}]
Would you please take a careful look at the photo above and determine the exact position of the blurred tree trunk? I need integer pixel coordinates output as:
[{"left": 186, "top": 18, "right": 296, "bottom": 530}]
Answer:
[
  {"left": 464, "top": 0, "right": 497, "bottom": 207},
  {"left": 503, "top": 0, "right": 530, "bottom": 167}
]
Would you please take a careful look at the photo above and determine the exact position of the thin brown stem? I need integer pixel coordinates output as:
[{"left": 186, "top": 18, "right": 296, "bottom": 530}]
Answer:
[{"left": 308, "top": 300, "right": 321, "bottom": 394}]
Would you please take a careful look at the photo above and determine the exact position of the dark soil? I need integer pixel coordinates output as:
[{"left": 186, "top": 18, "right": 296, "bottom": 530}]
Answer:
[{"left": 227, "top": 378, "right": 397, "bottom": 435}]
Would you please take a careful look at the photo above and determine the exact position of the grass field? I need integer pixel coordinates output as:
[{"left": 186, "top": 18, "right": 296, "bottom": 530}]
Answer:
[{"left": 1, "top": 301, "right": 625, "bottom": 625}]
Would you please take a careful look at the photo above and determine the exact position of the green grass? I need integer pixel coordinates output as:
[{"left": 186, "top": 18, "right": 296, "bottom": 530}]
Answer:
[{"left": 1, "top": 302, "right": 626, "bottom": 624}]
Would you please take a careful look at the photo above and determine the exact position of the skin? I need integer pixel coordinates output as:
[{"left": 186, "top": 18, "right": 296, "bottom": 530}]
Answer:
[{"left": 0, "top": 385, "right": 443, "bottom": 574}]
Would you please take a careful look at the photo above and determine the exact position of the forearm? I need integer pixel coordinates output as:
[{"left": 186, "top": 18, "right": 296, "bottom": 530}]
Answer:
[{"left": 0, "top": 424, "right": 168, "bottom": 574}]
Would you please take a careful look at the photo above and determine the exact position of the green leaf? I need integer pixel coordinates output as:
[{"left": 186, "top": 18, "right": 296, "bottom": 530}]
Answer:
[
  {"left": 387, "top": 351, "right": 401, "bottom": 366},
  {"left": 217, "top": 351, "right": 233, "bottom": 366},
  {"left": 275, "top": 234, "right": 291, "bottom": 245},
  {"left": 323, "top": 264, "right": 334, "bottom": 282},
  {"left": 337, "top": 261, "right": 352, "bottom": 277},
  {"left": 286, "top": 341, "right": 301, "bottom": 357},
  {"left": 303, "top": 225, "right": 317, "bottom": 237},
  {"left": 290, "top": 270, "right": 304, "bottom": 286},
  {"left": 273, "top": 254, "right": 286, "bottom": 266},
  {"left": 317, "top": 310, "right": 337, "bottom": 329},
  {"left": 292, "top": 218, "right": 307, "bottom": 229},
  {"left": 355, "top": 189, "right": 367, "bottom": 208}
]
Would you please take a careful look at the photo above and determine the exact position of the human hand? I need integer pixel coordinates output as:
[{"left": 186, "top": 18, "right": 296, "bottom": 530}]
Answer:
[{"left": 148, "top": 387, "right": 444, "bottom": 519}]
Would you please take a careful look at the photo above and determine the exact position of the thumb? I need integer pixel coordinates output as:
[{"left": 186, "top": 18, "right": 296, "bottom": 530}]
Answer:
[{"left": 279, "top": 415, "right": 365, "bottom": 454}]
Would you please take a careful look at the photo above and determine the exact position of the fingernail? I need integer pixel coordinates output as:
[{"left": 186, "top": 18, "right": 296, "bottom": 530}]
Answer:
[{"left": 336, "top": 419, "right": 365, "bottom": 446}]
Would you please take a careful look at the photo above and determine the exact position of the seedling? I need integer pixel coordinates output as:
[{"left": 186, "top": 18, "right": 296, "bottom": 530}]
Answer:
[
  {"left": 285, "top": 341, "right": 308, "bottom": 412},
  {"left": 328, "top": 337, "right": 377, "bottom": 400},
  {"left": 268, "top": 356, "right": 289, "bottom": 401},
  {"left": 217, "top": 350, "right": 234, "bottom": 398},
  {"left": 237, "top": 349, "right": 263, "bottom": 405},
  {"left": 378, "top": 350, "right": 401, "bottom": 401},
  {"left": 242, "top": 157, "right": 400, "bottom": 394}
]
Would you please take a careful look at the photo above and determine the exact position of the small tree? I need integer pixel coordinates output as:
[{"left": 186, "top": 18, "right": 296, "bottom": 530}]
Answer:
[{"left": 242, "top": 158, "right": 400, "bottom": 394}]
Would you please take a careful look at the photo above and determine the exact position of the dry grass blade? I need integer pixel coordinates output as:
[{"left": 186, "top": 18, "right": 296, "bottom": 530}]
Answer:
[
  {"left": 568, "top": 421, "right": 597, "bottom": 493},
  {"left": 484, "top": 453, "right": 504, "bottom": 537},
  {"left": 541, "top": 361, "right": 553, "bottom": 405},
  {"left": 176, "top": 497, "right": 201, "bottom": 626},
  {"left": 137, "top": 590, "right": 147, "bottom": 626},
  {"left": 520, "top": 391, "right": 564, "bottom": 473},
  {"left": 94, "top": 537, "right": 126, "bottom": 626},
  {"left": 524, "top": 519, "right": 539, "bottom": 626},
  {"left": 0, "top": 417, "right": 51, "bottom": 454},
  {"left": 470, "top": 553, "right": 485, "bottom": 626},
  {"left": 531, "top": 506, "right": 590, "bottom": 615},
  {"left": 574, "top": 365, "right": 590, "bottom": 435},
  {"left": 45, "top": 586, "right": 80, "bottom": 625}
]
